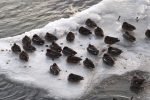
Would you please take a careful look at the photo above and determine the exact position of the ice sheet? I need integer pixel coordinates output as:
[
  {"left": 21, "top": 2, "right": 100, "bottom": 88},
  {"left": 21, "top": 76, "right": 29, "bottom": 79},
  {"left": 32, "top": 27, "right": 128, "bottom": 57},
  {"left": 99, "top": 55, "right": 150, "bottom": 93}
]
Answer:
[{"left": 0, "top": 0, "right": 150, "bottom": 99}]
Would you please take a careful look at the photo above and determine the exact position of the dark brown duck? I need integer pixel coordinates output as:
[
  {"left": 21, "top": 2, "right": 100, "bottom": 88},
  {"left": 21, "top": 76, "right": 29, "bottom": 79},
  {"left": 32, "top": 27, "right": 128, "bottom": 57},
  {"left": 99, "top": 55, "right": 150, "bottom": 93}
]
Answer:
[
  {"left": 94, "top": 27, "right": 104, "bottom": 37},
  {"left": 11, "top": 43, "right": 21, "bottom": 53},
  {"left": 104, "top": 36, "right": 120, "bottom": 44},
  {"left": 22, "top": 35, "right": 31, "bottom": 45},
  {"left": 32, "top": 34, "right": 45, "bottom": 45},
  {"left": 62, "top": 46, "right": 77, "bottom": 56},
  {"left": 123, "top": 31, "right": 136, "bottom": 42},
  {"left": 23, "top": 43, "right": 36, "bottom": 52},
  {"left": 66, "top": 32, "right": 75, "bottom": 42},
  {"left": 85, "top": 18, "right": 97, "bottom": 28},
  {"left": 68, "top": 73, "right": 84, "bottom": 82},
  {"left": 131, "top": 75, "right": 146, "bottom": 88},
  {"left": 103, "top": 53, "right": 115, "bottom": 66},
  {"left": 19, "top": 51, "right": 29, "bottom": 61},
  {"left": 46, "top": 49, "right": 62, "bottom": 59},
  {"left": 50, "top": 41, "right": 62, "bottom": 52},
  {"left": 87, "top": 44, "right": 99, "bottom": 55},
  {"left": 145, "top": 29, "right": 150, "bottom": 38},
  {"left": 66, "top": 56, "right": 82, "bottom": 64},
  {"left": 50, "top": 63, "right": 60, "bottom": 75},
  {"left": 83, "top": 58, "right": 95, "bottom": 68},
  {"left": 79, "top": 26, "right": 92, "bottom": 35},
  {"left": 45, "top": 32, "right": 58, "bottom": 42},
  {"left": 122, "top": 22, "right": 136, "bottom": 31},
  {"left": 107, "top": 46, "right": 122, "bottom": 55}
]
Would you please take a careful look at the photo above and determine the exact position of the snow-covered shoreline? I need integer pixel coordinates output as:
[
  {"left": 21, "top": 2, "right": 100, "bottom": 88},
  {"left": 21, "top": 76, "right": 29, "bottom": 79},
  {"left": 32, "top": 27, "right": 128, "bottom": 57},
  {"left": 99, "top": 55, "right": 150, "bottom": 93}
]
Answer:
[{"left": 0, "top": 0, "right": 150, "bottom": 99}]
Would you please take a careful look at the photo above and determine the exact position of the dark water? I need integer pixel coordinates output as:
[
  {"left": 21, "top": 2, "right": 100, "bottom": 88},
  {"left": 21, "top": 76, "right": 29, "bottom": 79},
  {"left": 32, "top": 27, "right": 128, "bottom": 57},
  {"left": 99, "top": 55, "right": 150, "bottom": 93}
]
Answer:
[{"left": 0, "top": 0, "right": 149, "bottom": 100}]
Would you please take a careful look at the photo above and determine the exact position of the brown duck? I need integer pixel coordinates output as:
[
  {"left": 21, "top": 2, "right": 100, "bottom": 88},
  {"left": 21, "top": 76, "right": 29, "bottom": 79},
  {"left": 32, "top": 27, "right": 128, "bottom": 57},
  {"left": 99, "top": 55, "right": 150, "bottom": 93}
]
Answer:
[
  {"left": 50, "top": 41, "right": 62, "bottom": 52},
  {"left": 85, "top": 18, "right": 97, "bottom": 28},
  {"left": 107, "top": 46, "right": 122, "bottom": 55},
  {"left": 66, "top": 32, "right": 75, "bottom": 42},
  {"left": 83, "top": 58, "right": 95, "bottom": 68},
  {"left": 62, "top": 46, "right": 77, "bottom": 56},
  {"left": 79, "top": 26, "right": 92, "bottom": 35},
  {"left": 19, "top": 51, "right": 29, "bottom": 61},
  {"left": 122, "top": 22, "right": 136, "bottom": 31},
  {"left": 103, "top": 53, "right": 115, "bottom": 66},
  {"left": 46, "top": 49, "right": 62, "bottom": 59},
  {"left": 87, "top": 44, "right": 99, "bottom": 55},
  {"left": 104, "top": 36, "right": 120, "bottom": 44},
  {"left": 11, "top": 43, "right": 21, "bottom": 53},
  {"left": 50, "top": 63, "right": 60, "bottom": 75},
  {"left": 68, "top": 73, "right": 84, "bottom": 82},
  {"left": 32, "top": 34, "right": 45, "bottom": 45},
  {"left": 45, "top": 32, "right": 58, "bottom": 42},
  {"left": 66, "top": 56, "right": 82, "bottom": 64},
  {"left": 131, "top": 75, "right": 146, "bottom": 88},
  {"left": 94, "top": 27, "right": 104, "bottom": 37},
  {"left": 22, "top": 35, "right": 31, "bottom": 45},
  {"left": 23, "top": 43, "right": 36, "bottom": 52},
  {"left": 145, "top": 29, "right": 150, "bottom": 38},
  {"left": 123, "top": 31, "right": 136, "bottom": 42}
]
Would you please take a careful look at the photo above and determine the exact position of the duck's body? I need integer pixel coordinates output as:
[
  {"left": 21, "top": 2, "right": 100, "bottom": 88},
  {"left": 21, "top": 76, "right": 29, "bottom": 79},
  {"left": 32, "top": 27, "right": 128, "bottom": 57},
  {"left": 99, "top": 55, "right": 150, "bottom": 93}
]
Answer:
[
  {"left": 22, "top": 36, "right": 31, "bottom": 45},
  {"left": 68, "top": 73, "right": 84, "bottom": 82},
  {"left": 103, "top": 53, "right": 115, "bottom": 66},
  {"left": 83, "top": 58, "right": 95, "bottom": 68},
  {"left": 62, "top": 46, "right": 77, "bottom": 56},
  {"left": 131, "top": 75, "right": 146, "bottom": 88},
  {"left": 107, "top": 46, "right": 122, "bottom": 55},
  {"left": 50, "top": 41, "right": 62, "bottom": 52},
  {"left": 45, "top": 32, "right": 58, "bottom": 42},
  {"left": 46, "top": 49, "right": 62, "bottom": 59},
  {"left": 123, "top": 31, "right": 136, "bottom": 42},
  {"left": 66, "top": 32, "right": 75, "bottom": 42},
  {"left": 122, "top": 22, "right": 136, "bottom": 31},
  {"left": 32, "top": 34, "right": 45, "bottom": 45},
  {"left": 145, "top": 29, "right": 150, "bottom": 38},
  {"left": 19, "top": 51, "right": 29, "bottom": 61},
  {"left": 66, "top": 56, "right": 82, "bottom": 63},
  {"left": 94, "top": 27, "right": 104, "bottom": 37},
  {"left": 23, "top": 43, "right": 36, "bottom": 52},
  {"left": 50, "top": 63, "right": 60, "bottom": 75},
  {"left": 11, "top": 43, "right": 21, "bottom": 53},
  {"left": 85, "top": 18, "right": 97, "bottom": 28},
  {"left": 79, "top": 26, "right": 92, "bottom": 35},
  {"left": 104, "top": 36, "right": 120, "bottom": 44},
  {"left": 87, "top": 44, "right": 99, "bottom": 55}
]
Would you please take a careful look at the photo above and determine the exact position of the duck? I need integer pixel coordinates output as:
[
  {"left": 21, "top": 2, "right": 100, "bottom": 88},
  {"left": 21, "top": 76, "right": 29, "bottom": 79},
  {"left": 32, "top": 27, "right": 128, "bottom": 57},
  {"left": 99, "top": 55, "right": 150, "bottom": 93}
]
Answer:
[
  {"left": 103, "top": 53, "right": 115, "bottom": 66},
  {"left": 32, "top": 34, "right": 45, "bottom": 45},
  {"left": 123, "top": 31, "right": 136, "bottom": 42},
  {"left": 87, "top": 44, "right": 99, "bottom": 55},
  {"left": 50, "top": 41, "right": 62, "bottom": 52},
  {"left": 50, "top": 63, "right": 60, "bottom": 75},
  {"left": 131, "top": 75, "right": 146, "bottom": 88},
  {"left": 79, "top": 26, "right": 92, "bottom": 35},
  {"left": 45, "top": 32, "right": 58, "bottom": 42},
  {"left": 22, "top": 35, "right": 31, "bottom": 45},
  {"left": 66, "top": 32, "right": 75, "bottom": 42},
  {"left": 94, "top": 27, "right": 104, "bottom": 37},
  {"left": 83, "top": 58, "right": 95, "bottom": 68},
  {"left": 107, "top": 46, "right": 122, "bottom": 55},
  {"left": 145, "top": 29, "right": 150, "bottom": 38},
  {"left": 66, "top": 56, "right": 82, "bottom": 63},
  {"left": 11, "top": 43, "right": 21, "bottom": 53},
  {"left": 68, "top": 73, "right": 84, "bottom": 82},
  {"left": 46, "top": 49, "right": 62, "bottom": 59},
  {"left": 104, "top": 36, "right": 120, "bottom": 44},
  {"left": 122, "top": 22, "right": 136, "bottom": 31},
  {"left": 85, "top": 18, "right": 97, "bottom": 28},
  {"left": 23, "top": 43, "right": 36, "bottom": 52},
  {"left": 62, "top": 46, "right": 77, "bottom": 56},
  {"left": 19, "top": 51, "right": 29, "bottom": 61}
]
